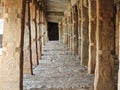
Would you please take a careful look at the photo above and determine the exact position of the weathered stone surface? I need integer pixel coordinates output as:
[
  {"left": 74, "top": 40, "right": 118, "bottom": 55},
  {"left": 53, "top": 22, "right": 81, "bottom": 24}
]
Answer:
[
  {"left": 64, "top": 17, "right": 68, "bottom": 45},
  {"left": 23, "top": 41, "right": 94, "bottom": 90},
  {"left": 0, "top": 0, "right": 24, "bottom": 90},
  {"left": 77, "top": 1, "right": 81, "bottom": 59},
  {"left": 67, "top": 16, "right": 71, "bottom": 48},
  {"left": 36, "top": 10, "right": 41, "bottom": 59},
  {"left": 116, "top": 5, "right": 120, "bottom": 90},
  {"left": 115, "top": 5, "right": 120, "bottom": 58},
  {"left": 41, "top": 23, "right": 48, "bottom": 52},
  {"left": 30, "top": 3, "right": 38, "bottom": 66},
  {"left": 94, "top": 0, "right": 115, "bottom": 90},
  {"left": 69, "top": 13, "right": 73, "bottom": 52},
  {"left": 66, "top": 17, "right": 69, "bottom": 48},
  {"left": 71, "top": 11, "right": 75, "bottom": 53},
  {"left": 88, "top": 0, "right": 96, "bottom": 74},
  {"left": 73, "top": 6, "right": 79, "bottom": 55},
  {"left": 59, "top": 22, "right": 63, "bottom": 43},
  {"left": 71, "top": 0, "right": 78, "bottom": 6},
  {"left": 81, "top": 0, "right": 89, "bottom": 66},
  {"left": 44, "top": 0, "right": 70, "bottom": 23},
  {"left": 23, "top": 3, "right": 33, "bottom": 75},
  {"left": 43, "top": 22, "right": 48, "bottom": 47}
]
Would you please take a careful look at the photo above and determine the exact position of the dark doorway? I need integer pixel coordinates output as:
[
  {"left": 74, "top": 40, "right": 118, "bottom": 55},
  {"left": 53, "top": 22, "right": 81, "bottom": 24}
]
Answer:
[{"left": 48, "top": 22, "right": 59, "bottom": 40}]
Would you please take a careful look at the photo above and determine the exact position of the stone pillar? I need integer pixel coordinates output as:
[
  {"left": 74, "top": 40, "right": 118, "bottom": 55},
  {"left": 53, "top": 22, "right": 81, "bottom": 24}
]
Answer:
[
  {"left": 67, "top": 16, "right": 71, "bottom": 48},
  {"left": 77, "top": 1, "right": 81, "bottom": 59},
  {"left": 23, "top": 1, "right": 33, "bottom": 75},
  {"left": 61, "top": 22, "right": 64, "bottom": 43},
  {"left": 59, "top": 22, "right": 61, "bottom": 42},
  {"left": 0, "top": 0, "right": 24, "bottom": 89},
  {"left": 64, "top": 17, "right": 68, "bottom": 45},
  {"left": 34, "top": 5, "right": 39, "bottom": 61},
  {"left": 116, "top": 5, "right": 120, "bottom": 58},
  {"left": 69, "top": 11, "right": 73, "bottom": 51},
  {"left": 114, "top": 3, "right": 120, "bottom": 90},
  {"left": 43, "top": 17, "right": 48, "bottom": 46},
  {"left": 39, "top": 11, "right": 43, "bottom": 53},
  {"left": 30, "top": 3, "right": 38, "bottom": 65},
  {"left": 73, "top": 6, "right": 79, "bottom": 55},
  {"left": 94, "top": 0, "right": 115, "bottom": 90},
  {"left": 117, "top": 5, "right": 120, "bottom": 90},
  {"left": 36, "top": 9, "right": 41, "bottom": 59},
  {"left": 71, "top": 10, "right": 75, "bottom": 52},
  {"left": 40, "top": 11, "right": 46, "bottom": 52},
  {"left": 66, "top": 16, "right": 69, "bottom": 47},
  {"left": 81, "top": 0, "right": 89, "bottom": 66},
  {"left": 39, "top": 10, "right": 47, "bottom": 57},
  {"left": 38, "top": 10, "right": 42, "bottom": 59},
  {"left": 63, "top": 18, "right": 66, "bottom": 44},
  {"left": 59, "top": 22, "right": 63, "bottom": 43},
  {"left": 88, "top": 0, "right": 96, "bottom": 74}
]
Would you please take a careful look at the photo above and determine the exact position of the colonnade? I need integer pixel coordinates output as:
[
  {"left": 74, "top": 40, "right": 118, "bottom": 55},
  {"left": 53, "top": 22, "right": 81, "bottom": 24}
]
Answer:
[
  {"left": 0, "top": 0, "right": 118, "bottom": 90},
  {"left": 0, "top": 0, "right": 48, "bottom": 90},
  {"left": 59, "top": 0, "right": 115, "bottom": 90}
]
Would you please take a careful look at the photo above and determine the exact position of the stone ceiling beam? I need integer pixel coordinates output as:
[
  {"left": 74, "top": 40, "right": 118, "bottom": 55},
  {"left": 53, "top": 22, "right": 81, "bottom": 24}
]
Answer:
[{"left": 46, "top": 12, "right": 64, "bottom": 16}]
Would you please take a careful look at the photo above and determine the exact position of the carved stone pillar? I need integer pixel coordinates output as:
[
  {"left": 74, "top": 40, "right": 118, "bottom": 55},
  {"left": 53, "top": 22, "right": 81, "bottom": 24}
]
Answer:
[
  {"left": 94, "top": 0, "right": 115, "bottom": 90},
  {"left": 71, "top": 10, "right": 75, "bottom": 52},
  {"left": 81, "top": 0, "right": 89, "bottom": 66},
  {"left": 30, "top": 3, "right": 38, "bottom": 65},
  {"left": 70, "top": 11, "right": 73, "bottom": 51},
  {"left": 0, "top": 0, "right": 24, "bottom": 89},
  {"left": 66, "top": 16, "right": 69, "bottom": 47},
  {"left": 67, "top": 16, "right": 71, "bottom": 48},
  {"left": 72, "top": 6, "right": 79, "bottom": 55},
  {"left": 77, "top": 1, "right": 82, "bottom": 59},
  {"left": 117, "top": 3, "right": 120, "bottom": 90},
  {"left": 88, "top": 0, "right": 96, "bottom": 74},
  {"left": 65, "top": 17, "right": 68, "bottom": 45},
  {"left": 63, "top": 18, "right": 66, "bottom": 44},
  {"left": 23, "top": 1, "right": 33, "bottom": 75},
  {"left": 36, "top": 9, "right": 41, "bottom": 59}
]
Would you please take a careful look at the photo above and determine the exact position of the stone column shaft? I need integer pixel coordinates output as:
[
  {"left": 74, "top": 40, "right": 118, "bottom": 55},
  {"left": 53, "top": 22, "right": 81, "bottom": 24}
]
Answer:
[
  {"left": 70, "top": 13, "right": 73, "bottom": 51},
  {"left": 23, "top": 2, "right": 33, "bottom": 75},
  {"left": 81, "top": 0, "right": 89, "bottom": 66},
  {"left": 67, "top": 16, "right": 71, "bottom": 48},
  {"left": 73, "top": 6, "right": 79, "bottom": 55},
  {"left": 88, "top": 0, "right": 96, "bottom": 74},
  {"left": 94, "top": 0, "right": 115, "bottom": 90},
  {"left": 0, "top": 0, "right": 24, "bottom": 89},
  {"left": 77, "top": 1, "right": 82, "bottom": 59},
  {"left": 71, "top": 10, "right": 75, "bottom": 52},
  {"left": 36, "top": 9, "right": 41, "bottom": 59},
  {"left": 31, "top": 3, "right": 38, "bottom": 65}
]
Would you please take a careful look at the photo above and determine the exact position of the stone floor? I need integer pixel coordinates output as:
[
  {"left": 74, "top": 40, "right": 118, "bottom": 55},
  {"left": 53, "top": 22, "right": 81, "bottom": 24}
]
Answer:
[{"left": 23, "top": 41, "right": 94, "bottom": 90}]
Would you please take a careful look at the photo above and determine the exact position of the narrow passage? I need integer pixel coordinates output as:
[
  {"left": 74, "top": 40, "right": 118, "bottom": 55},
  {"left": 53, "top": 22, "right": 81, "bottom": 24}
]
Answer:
[{"left": 24, "top": 41, "right": 94, "bottom": 90}]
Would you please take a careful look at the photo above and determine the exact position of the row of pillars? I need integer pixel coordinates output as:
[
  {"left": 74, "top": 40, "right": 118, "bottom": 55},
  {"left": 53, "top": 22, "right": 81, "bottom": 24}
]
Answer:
[
  {"left": 59, "top": 0, "right": 115, "bottom": 90},
  {"left": 0, "top": 0, "right": 48, "bottom": 90}
]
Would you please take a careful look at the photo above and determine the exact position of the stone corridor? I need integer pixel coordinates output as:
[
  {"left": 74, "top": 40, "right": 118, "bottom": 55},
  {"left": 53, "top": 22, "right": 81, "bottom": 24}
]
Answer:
[
  {"left": 23, "top": 41, "right": 94, "bottom": 90},
  {"left": 0, "top": 0, "right": 119, "bottom": 90}
]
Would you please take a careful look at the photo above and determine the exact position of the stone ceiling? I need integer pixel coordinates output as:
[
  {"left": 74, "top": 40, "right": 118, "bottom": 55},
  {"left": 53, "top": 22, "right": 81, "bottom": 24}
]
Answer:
[
  {"left": 44, "top": 0, "right": 71, "bottom": 23},
  {"left": 44, "top": 0, "right": 119, "bottom": 23}
]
